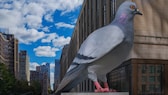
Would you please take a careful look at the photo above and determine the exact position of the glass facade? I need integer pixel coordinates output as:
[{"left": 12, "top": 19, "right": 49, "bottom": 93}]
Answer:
[
  {"left": 108, "top": 60, "right": 165, "bottom": 95},
  {"left": 108, "top": 62, "right": 131, "bottom": 92},
  {"left": 138, "top": 64, "right": 164, "bottom": 95}
]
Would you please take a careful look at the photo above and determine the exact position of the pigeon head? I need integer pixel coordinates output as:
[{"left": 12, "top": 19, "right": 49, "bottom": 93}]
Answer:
[
  {"left": 114, "top": 1, "right": 142, "bottom": 22},
  {"left": 117, "top": 1, "right": 142, "bottom": 16}
]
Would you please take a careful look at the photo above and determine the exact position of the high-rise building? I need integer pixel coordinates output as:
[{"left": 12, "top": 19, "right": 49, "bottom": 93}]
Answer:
[
  {"left": 59, "top": 0, "right": 168, "bottom": 95},
  {"left": 18, "top": 50, "right": 30, "bottom": 82},
  {"left": 37, "top": 63, "right": 50, "bottom": 86},
  {"left": 54, "top": 59, "right": 60, "bottom": 91},
  {"left": 36, "top": 63, "right": 50, "bottom": 95},
  {"left": 0, "top": 32, "right": 19, "bottom": 78},
  {"left": 30, "top": 70, "right": 40, "bottom": 82}
]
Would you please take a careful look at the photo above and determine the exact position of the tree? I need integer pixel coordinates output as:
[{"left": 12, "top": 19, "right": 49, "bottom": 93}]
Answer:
[
  {"left": 30, "top": 80, "right": 42, "bottom": 95},
  {"left": 0, "top": 63, "right": 15, "bottom": 94},
  {"left": 0, "top": 63, "right": 43, "bottom": 95}
]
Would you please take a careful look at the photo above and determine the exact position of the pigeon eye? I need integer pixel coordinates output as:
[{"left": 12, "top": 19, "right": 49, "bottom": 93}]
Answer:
[{"left": 130, "top": 5, "right": 135, "bottom": 10}]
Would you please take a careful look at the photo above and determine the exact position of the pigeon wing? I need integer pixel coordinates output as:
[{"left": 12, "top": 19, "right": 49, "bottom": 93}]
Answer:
[{"left": 67, "top": 25, "right": 125, "bottom": 72}]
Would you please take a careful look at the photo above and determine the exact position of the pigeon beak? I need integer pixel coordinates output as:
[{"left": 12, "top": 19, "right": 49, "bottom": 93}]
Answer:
[{"left": 134, "top": 8, "right": 143, "bottom": 15}]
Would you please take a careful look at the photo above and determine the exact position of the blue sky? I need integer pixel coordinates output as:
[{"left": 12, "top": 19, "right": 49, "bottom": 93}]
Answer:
[{"left": 0, "top": 0, "right": 83, "bottom": 90}]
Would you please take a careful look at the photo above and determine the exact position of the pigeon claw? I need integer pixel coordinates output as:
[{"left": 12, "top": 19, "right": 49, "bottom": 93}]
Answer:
[
  {"left": 94, "top": 88, "right": 108, "bottom": 92},
  {"left": 94, "top": 88, "right": 117, "bottom": 92}
]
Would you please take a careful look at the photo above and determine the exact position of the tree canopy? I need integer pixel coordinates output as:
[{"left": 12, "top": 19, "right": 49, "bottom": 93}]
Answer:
[{"left": 0, "top": 63, "right": 42, "bottom": 95}]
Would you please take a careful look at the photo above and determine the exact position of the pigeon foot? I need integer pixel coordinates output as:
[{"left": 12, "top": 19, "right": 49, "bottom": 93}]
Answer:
[
  {"left": 94, "top": 81, "right": 117, "bottom": 92},
  {"left": 94, "top": 88, "right": 110, "bottom": 92},
  {"left": 94, "top": 88, "right": 117, "bottom": 92}
]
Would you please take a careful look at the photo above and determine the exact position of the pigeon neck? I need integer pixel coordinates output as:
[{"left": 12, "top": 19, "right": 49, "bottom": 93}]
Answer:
[
  {"left": 117, "top": 13, "right": 128, "bottom": 24},
  {"left": 112, "top": 12, "right": 134, "bottom": 40},
  {"left": 112, "top": 13, "right": 134, "bottom": 25}
]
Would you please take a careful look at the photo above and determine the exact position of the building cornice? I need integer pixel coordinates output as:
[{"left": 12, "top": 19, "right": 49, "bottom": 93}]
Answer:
[{"left": 0, "top": 33, "right": 9, "bottom": 42}]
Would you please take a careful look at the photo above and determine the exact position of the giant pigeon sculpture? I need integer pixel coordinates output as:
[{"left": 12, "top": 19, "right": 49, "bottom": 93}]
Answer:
[{"left": 55, "top": 1, "right": 142, "bottom": 94}]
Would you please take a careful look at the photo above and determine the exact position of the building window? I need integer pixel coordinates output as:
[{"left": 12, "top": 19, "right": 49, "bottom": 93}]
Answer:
[
  {"left": 149, "top": 66, "right": 156, "bottom": 73},
  {"left": 111, "top": 0, "right": 116, "bottom": 18},
  {"left": 149, "top": 84, "right": 155, "bottom": 92},
  {"left": 138, "top": 64, "right": 164, "bottom": 95},
  {"left": 157, "top": 65, "right": 162, "bottom": 73},
  {"left": 96, "top": 0, "right": 99, "bottom": 28},
  {"left": 141, "top": 76, "right": 147, "bottom": 82},
  {"left": 141, "top": 64, "right": 146, "bottom": 73},
  {"left": 141, "top": 84, "right": 146, "bottom": 92},
  {"left": 103, "top": 0, "right": 107, "bottom": 25},
  {"left": 157, "top": 76, "right": 161, "bottom": 82},
  {"left": 155, "top": 84, "right": 161, "bottom": 92},
  {"left": 149, "top": 76, "right": 155, "bottom": 82}
]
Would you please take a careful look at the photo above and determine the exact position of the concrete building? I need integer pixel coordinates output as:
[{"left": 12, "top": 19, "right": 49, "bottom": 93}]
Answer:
[
  {"left": 0, "top": 32, "right": 19, "bottom": 78},
  {"left": 18, "top": 50, "right": 30, "bottom": 81},
  {"left": 60, "top": 0, "right": 168, "bottom": 95},
  {"left": 60, "top": 44, "right": 70, "bottom": 81}
]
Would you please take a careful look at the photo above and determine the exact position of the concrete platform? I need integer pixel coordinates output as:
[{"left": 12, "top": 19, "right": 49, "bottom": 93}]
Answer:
[{"left": 61, "top": 92, "right": 129, "bottom": 95}]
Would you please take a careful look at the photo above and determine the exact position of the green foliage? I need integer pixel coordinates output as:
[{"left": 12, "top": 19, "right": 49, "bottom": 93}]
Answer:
[
  {"left": 48, "top": 87, "right": 52, "bottom": 94},
  {"left": 0, "top": 63, "right": 42, "bottom": 95},
  {"left": 0, "top": 63, "right": 15, "bottom": 94},
  {"left": 30, "top": 80, "right": 42, "bottom": 95}
]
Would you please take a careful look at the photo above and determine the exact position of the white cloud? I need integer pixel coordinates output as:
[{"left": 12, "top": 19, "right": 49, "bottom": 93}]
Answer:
[
  {"left": 29, "top": 62, "right": 40, "bottom": 71},
  {"left": 55, "top": 22, "right": 75, "bottom": 29},
  {"left": 0, "top": 9, "right": 23, "bottom": 28},
  {"left": 9, "top": 28, "right": 46, "bottom": 44},
  {"left": 34, "top": 46, "right": 59, "bottom": 57},
  {"left": 38, "top": 0, "right": 83, "bottom": 15},
  {"left": 41, "top": 34, "right": 71, "bottom": 48},
  {"left": 50, "top": 62, "right": 55, "bottom": 71},
  {"left": 57, "top": 0, "right": 84, "bottom": 15},
  {"left": 0, "top": 0, "right": 83, "bottom": 44},
  {"left": 0, "top": 9, "right": 46, "bottom": 44},
  {"left": 25, "top": 15, "right": 42, "bottom": 28},
  {"left": 41, "top": 33, "right": 58, "bottom": 43},
  {"left": 41, "top": 62, "right": 47, "bottom": 65},
  {"left": 44, "top": 13, "right": 54, "bottom": 22},
  {"left": 22, "top": 2, "right": 44, "bottom": 28},
  {"left": 52, "top": 36, "right": 71, "bottom": 47},
  {"left": 22, "top": 2, "right": 44, "bottom": 16},
  {"left": 41, "top": 26, "right": 50, "bottom": 32}
]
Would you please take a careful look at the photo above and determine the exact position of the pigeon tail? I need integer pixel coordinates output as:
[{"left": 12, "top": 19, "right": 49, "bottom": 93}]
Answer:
[{"left": 55, "top": 64, "right": 88, "bottom": 95}]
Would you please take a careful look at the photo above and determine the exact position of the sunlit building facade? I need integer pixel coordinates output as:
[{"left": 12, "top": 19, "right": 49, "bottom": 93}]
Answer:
[
  {"left": 18, "top": 50, "right": 30, "bottom": 81},
  {"left": 0, "top": 32, "right": 19, "bottom": 78}
]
